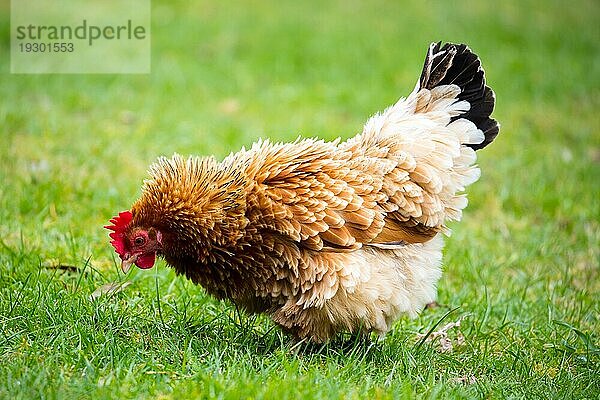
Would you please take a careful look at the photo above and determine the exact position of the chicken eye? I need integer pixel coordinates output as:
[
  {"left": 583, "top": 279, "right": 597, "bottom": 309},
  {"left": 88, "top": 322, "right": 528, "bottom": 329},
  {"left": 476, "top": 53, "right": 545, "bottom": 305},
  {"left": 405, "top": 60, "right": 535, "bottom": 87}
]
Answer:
[{"left": 134, "top": 236, "right": 145, "bottom": 246}]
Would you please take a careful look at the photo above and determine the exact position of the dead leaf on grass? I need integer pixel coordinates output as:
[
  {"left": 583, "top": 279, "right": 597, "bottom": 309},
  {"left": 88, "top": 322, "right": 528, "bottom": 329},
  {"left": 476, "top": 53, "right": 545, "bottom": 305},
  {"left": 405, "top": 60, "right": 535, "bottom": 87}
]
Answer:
[
  {"left": 452, "top": 373, "right": 477, "bottom": 384},
  {"left": 48, "top": 264, "right": 80, "bottom": 272},
  {"left": 89, "top": 281, "right": 132, "bottom": 301},
  {"left": 416, "top": 314, "right": 469, "bottom": 353}
]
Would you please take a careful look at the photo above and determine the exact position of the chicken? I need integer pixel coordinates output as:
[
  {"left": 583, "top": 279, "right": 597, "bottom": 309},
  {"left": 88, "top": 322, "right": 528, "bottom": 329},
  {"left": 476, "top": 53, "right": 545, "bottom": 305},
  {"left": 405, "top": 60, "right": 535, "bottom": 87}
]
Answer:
[{"left": 106, "top": 42, "right": 499, "bottom": 342}]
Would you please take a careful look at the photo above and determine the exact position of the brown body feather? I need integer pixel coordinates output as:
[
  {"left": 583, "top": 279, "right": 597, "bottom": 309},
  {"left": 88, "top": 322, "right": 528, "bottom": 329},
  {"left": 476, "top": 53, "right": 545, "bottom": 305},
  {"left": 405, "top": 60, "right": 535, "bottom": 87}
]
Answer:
[{"left": 122, "top": 43, "right": 499, "bottom": 342}]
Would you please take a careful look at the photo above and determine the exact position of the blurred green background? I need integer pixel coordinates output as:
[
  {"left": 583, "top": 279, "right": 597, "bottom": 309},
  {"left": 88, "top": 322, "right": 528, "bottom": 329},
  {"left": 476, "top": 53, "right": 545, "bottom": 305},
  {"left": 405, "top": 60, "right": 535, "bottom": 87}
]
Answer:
[{"left": 0, "top": 0, "right": 598, "bottom": 399}]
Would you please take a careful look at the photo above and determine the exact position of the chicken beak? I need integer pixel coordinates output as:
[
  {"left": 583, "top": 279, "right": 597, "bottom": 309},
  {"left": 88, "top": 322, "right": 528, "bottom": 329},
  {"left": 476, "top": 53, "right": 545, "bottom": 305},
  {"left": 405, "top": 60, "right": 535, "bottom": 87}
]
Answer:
[{"left": 121, "top": 254, "right": 138, "bottom": 274}]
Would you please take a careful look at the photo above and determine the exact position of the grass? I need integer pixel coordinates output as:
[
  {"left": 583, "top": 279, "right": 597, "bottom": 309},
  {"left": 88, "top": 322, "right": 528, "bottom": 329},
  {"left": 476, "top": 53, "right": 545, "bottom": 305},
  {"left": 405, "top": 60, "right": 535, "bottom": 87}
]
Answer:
[{"left": 0, "top": 0, "right": 599, "bottom": 398}]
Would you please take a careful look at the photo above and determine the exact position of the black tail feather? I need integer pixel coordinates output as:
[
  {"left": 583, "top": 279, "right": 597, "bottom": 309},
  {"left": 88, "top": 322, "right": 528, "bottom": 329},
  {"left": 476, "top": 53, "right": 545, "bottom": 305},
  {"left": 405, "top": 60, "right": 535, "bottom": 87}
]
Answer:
[{"left": 420, "top": 42, "right": 499, "bottom": 150}]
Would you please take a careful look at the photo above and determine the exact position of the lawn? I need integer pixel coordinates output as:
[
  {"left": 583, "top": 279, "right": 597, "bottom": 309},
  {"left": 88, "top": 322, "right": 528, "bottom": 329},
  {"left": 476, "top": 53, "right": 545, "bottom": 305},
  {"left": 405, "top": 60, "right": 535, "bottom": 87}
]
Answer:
[{"left": 0, "top": 0, "right": 598, "bottom": 398}]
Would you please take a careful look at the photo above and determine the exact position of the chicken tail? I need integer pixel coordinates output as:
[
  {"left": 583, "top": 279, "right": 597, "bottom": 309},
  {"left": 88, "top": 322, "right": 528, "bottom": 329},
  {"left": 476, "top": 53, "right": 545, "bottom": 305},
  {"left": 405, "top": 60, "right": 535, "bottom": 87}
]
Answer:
[
  {"left": 418, "top": 42, "right": 499, "bottom": 150},
  {"left": 348, "top": 42, "right": 501, "bottom": 228}
]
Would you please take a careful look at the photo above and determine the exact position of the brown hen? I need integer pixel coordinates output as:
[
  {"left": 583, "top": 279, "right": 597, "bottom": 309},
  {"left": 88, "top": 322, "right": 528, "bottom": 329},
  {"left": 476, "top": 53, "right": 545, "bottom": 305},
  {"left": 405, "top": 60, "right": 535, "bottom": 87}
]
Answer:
[{"left": 106, "top": 42, "right": 499, "bottom": 342}]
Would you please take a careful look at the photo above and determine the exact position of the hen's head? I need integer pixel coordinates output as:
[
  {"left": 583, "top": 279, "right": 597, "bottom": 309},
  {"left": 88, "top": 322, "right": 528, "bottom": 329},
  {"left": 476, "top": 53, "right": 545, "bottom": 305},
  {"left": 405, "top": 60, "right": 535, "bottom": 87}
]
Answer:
[{"left": 105, "top": 211, "right": 163, "bottom": 273}]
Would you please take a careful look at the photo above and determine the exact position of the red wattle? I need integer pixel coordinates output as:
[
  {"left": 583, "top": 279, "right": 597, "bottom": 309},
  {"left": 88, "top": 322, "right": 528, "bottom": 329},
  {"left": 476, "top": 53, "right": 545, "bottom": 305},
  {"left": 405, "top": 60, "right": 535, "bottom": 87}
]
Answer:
[{"left": 135, "top": 253, "right": 156, "bottom": 269}]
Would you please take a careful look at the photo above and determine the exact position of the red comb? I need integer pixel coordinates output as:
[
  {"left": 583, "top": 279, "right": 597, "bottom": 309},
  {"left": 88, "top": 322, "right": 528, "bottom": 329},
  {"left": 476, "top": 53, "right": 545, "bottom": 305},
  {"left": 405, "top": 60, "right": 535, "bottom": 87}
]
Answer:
[{"left": 104, "top": 211, "right": 133, "bottom": 257}]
